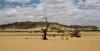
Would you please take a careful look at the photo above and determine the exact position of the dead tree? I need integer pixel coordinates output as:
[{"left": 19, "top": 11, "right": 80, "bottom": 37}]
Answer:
[
  {"left": 74, "top": 29, "right": 81, "bottom": 37},
  {"left": 42, "top": 17, "right": 49, "bottom": 40},
  {"left": 70, "top": 29, "right": 81, "bottom": 37}
]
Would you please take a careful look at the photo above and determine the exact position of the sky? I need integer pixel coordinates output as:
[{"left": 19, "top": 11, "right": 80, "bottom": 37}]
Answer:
[{"left": 0, "top": 0, "right": 100, "bottom": 27}]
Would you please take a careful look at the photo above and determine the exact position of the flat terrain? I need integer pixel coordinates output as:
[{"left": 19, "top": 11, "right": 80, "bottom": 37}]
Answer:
[{"left": 0, "top": 32, "right": 100, "bottom": 51}]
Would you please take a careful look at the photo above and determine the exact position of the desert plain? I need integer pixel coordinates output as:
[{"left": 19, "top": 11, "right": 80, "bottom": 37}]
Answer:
[{"left": 0, "top": 32, "right": 100, "bottom": 51}]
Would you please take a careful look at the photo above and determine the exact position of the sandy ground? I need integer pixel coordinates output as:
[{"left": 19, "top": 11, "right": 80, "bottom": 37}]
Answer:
[{"left": 0, "top": 32, "right": 100, "bottom": 51}]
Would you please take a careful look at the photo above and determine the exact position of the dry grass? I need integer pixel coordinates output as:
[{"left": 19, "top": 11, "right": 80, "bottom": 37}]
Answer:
[{"left": 0, "top": 32, "right": 100, "bottom": 51}]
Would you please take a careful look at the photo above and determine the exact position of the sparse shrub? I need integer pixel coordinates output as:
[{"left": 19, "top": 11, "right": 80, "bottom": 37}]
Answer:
[{"left": 57, "top": 29, "right": 64, "bottom": 33}]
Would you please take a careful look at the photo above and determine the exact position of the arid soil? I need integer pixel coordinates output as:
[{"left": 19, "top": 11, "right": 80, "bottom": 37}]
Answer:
[{"left": 0, "top": 32, "right": 100, "bottom": 51}]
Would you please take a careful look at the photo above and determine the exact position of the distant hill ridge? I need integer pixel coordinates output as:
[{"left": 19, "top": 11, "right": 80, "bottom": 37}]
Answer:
[
  {"left": 0, "top": 21, "right": 98, "bottom": 30},
  {"left": 0, "top": 21, "right": 65, "bottom": 29}
]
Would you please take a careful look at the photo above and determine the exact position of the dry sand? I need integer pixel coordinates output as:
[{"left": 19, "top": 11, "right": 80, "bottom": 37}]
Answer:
[{"left": 0, "top": 32, "right": 100, "bottom": 51}]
